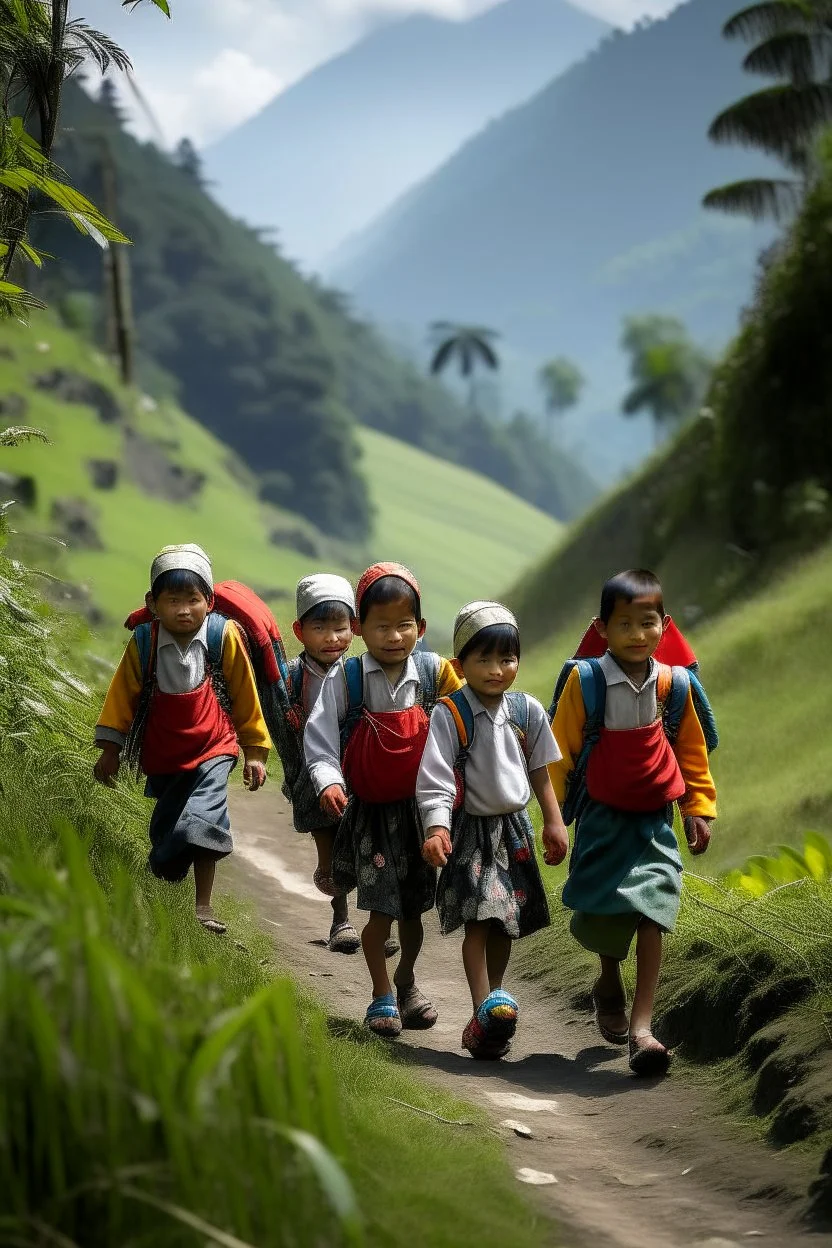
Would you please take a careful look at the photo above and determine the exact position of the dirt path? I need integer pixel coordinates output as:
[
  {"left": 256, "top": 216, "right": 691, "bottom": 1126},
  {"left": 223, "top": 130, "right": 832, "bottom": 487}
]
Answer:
[{"left": 229, "top": 787, "right": 830, "bottom": 1248}]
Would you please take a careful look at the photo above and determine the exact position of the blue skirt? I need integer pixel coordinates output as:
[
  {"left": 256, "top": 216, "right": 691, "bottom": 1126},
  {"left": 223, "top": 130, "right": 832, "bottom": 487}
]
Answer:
[
  {"left": 563, "top": 800, "right": 683, "bottom": 958},
  {"left": 144, "top": 754, "right": 236, "bottom": 883}
]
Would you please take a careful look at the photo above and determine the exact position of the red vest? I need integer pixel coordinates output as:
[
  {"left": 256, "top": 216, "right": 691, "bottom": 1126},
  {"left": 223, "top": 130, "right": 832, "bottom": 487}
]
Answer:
[
  {"left": 585, "top": 719, "right": 685, "bottom": 812},
  {"left": 140, "top": 676, "right": 238, "bottom": 775}
]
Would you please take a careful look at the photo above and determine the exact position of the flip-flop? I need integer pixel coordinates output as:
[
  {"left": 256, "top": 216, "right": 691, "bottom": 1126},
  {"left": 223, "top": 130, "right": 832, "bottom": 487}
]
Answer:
[
  {"left": 313, "top": 867, "right": 338, "bottom": 898},
  {"left": 462, "top": 1014, "right": 511, "bottom": 1061},
  {"left": 365, "top": 992, "right": 402, "bottom": 1038},
  {"left": 328, "top": 922, "right": 361, "bottom": 954},
  {"left": 476, "top": 989, "right": 519, "bottom": 1050},
  {"left": 396, "top": 981, "right": 438, "bottom": 1030},
  {"left": 629, "top": 1030, "right": 672, "bottom": 1077},
  {"left": 592, "top": 978, "right": 629, "bottom": 1046},
  {"left": 196, "top": 908, "right": 227, "bottom": 935}
]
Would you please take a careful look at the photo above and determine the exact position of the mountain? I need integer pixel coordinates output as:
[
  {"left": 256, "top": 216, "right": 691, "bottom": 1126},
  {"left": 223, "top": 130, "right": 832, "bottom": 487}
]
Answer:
[
  {"left": 202, "top": 0, "right": 608, "bottom": 268},
  {"left": 33, "top": 81, "right": 596, "bottom": 542},
  {"left": 327, "top": 0, "right": 780, "bottom": 481}
]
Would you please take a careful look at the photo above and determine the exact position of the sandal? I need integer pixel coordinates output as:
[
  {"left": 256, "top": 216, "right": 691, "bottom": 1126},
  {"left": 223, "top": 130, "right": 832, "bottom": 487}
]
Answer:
[
  {"left": 328, "top": 921, "right": 361, "bottom": 954},
  {"left": 592, "top": 977, "right": 629, "bottom": 1046},
  {"left": 365, "top": 992, "right": 402, "bottom": 1038},
  {"left": 462, "top": 1014, "right": 511, "bottom": 1061},
  {"left": 196, "top": 906, "right": 227, "bottom": 935},
  {"left": 313, "top": 866, "right": 338, "bottom": 898},
  {"left": 476, "top": 989, "right": 519, "bottom": 1049},
  {"left": 396, "top": 981, "right": 438, "bottom": 1030},
  {"left": 629, "top": 1030, "right": 672, "bottom": 1077}
]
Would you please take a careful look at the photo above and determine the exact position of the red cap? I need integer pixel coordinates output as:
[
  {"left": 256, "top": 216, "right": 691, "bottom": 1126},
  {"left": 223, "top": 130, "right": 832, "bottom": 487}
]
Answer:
[
  {"left": 573, "top": 615, "right": 698, "bottom": 667},
  {"left": 355, "top": 562, "right": 421, "bottom": 614}
]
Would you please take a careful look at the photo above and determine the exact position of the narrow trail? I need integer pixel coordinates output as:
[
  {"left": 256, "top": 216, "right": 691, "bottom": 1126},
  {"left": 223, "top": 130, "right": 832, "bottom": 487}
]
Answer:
[{"left": 229, "top": 788, "right": 830, "bottom": 1248}]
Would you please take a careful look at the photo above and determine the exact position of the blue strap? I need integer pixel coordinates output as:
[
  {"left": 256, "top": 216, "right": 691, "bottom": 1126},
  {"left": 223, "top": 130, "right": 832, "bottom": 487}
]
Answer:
[
  {"left": 286, "top": 655, "right": 304, "bottom": 707},
  {"left": 504, "top": 690, "right": 531, "bottom": 757},
  {"left": 562, "top": 658, "right": 606, "bottom": 826},
  {"left": 689, "top": 669, "right": 719, "bottom": 752},
  {"left": 206, "top": 612, "right": 227, "bottom": 668},
  {"left": 662, "top": 667, "right": 689, "bottom": 745},
  {"left": 134, "top": 621, "right": 154, "bottom": 682},
  {"left": 339, "top": 655, "right": 365, "bottom": 755},
  {"left": 443, "top": 687, "right": 476, "bottom": 755},
  {"left": 413, "top": 649, "right": 439, "bottom": 710}
]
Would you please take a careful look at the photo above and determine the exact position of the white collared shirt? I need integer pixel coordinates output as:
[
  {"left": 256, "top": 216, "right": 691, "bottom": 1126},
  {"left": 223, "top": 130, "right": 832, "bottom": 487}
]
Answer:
[
  {"left": 416, "top": 684, "right": 560, "bottom": 830},
  {"left": 599, "top": 651, "right": 659, "bottom": 730},
  {"left": 299, "top": 652, "right": 333, "bottom": 723},
  {"left": 155, "top": 620, "right": 211, "bottom": 694},
  {"left": 304, "top": 651, "right": 423, "bottom": 794}
]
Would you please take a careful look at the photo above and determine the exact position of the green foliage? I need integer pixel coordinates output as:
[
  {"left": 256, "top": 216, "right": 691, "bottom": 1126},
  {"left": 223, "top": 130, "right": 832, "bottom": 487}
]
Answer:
[
  {"left": 538, "top": 356, "right": 584, "bottom": 423},
  {"left": 620, "top": 313, "right": 712, "bottom": 443},
  {"left": 724, "top": 831, "right": 832, "bottom": 893}
]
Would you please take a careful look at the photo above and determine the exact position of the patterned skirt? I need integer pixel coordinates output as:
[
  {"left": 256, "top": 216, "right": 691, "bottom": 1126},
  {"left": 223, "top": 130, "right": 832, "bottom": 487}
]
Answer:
[
  {"left": 282, "top": 763, "right": 337, "bottom": 835},
  {"left": 436, "top": 807, "right": 550, "bottom": 940},
  {"left": 144, "top": 754, "right": 236, "bottom": 883},
  {"left": 562, "top": 799, "right": 683, "bottom": 958},
  {"left": 332, "top": 796, "right": 436, "bottom": 920}
]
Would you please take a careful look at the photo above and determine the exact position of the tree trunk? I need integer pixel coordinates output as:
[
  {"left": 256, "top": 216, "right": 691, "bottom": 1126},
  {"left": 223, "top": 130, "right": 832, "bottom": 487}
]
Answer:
[{"left": 100, "top": 141, "right": 134, "bottom": 387}]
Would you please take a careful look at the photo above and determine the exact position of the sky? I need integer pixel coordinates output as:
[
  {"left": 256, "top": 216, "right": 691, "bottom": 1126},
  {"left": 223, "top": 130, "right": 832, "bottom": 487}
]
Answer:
[{"left": 80, "top": 0, "right": 679, "bottom": 148}]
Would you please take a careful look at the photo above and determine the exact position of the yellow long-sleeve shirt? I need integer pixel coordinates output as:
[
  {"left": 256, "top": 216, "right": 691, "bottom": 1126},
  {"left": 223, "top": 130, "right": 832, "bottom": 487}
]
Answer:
[
  {"left": 548, "top": 664, "right": 716, "bottom": 819},
  {"left": 96, "top": 620, "right": 272, "bottom": 753}
]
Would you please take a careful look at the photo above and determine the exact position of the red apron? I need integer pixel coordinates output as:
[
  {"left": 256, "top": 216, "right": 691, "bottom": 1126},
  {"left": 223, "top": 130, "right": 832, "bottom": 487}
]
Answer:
[
  {"left": 140, "top": 676, "right": 238, "bottom": 775},
  {"left": 585, "top": 720, "right": 685, "bottom": 813},
  {"left": 342, "top": 705, "right": 429, "bottom": 805}
]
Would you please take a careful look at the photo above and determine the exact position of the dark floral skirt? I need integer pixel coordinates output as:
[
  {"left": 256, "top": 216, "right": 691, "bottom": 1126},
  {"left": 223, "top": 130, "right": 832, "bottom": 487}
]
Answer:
[
  {"left": 282, "top": 763, "right": 337, "bottom": 834},
  {"left": 332, "top": 796, "right": 436, "bottom": 920},
  {"left": 436, "top": 807, "right": 550, "bottom": 939}
]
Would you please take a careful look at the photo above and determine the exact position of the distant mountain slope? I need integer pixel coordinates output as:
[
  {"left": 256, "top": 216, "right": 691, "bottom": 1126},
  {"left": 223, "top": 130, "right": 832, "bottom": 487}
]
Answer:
[
  {"left": 329, "top": 0, "right": 778, "bottom": 480},
  {"left": 203, "top": 0, "right": 608, "bottom": 268}
]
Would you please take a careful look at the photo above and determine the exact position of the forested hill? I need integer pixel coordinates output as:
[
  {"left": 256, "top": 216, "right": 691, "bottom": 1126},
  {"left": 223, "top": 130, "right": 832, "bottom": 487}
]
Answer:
[
  {"left": 328, "top": 0, "right": 778, "bottom": 481},
  {"left": 204, "top": 0, "right": 608, "bottom": 269},
  {"left": 35, "top": 82, "right": 596, "bottom": 539}
]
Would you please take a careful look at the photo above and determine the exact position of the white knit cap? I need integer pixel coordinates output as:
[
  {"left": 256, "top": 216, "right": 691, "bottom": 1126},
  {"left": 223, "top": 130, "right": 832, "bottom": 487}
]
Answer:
[
  {"left": 150, "top": 543, "right": 213, "bottom": 592},
  {"left": 296, "top": 573, "right": 356, "bottom": 621},
  {"left": 453, "top": 600, "right": 518, "bottom": 658}
]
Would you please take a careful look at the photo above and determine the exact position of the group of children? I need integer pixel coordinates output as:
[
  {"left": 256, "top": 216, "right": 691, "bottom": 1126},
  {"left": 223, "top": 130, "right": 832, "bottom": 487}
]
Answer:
[{"left": 95, "top": 546, "right": 717, "bottom": 1078}]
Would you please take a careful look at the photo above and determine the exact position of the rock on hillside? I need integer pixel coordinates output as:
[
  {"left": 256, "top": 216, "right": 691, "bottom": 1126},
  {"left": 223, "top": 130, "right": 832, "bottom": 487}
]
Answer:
[{"left": 204, "top": 0, "right": 608, "bottom": 268}]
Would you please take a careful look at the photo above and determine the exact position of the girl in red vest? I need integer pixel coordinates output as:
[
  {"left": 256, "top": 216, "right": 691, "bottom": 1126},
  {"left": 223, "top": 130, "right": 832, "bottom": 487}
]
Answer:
[
  {"left": 550, "top": 570, "right": 716, "bottom": 1076},
  {"left": 93, "top": 544, "right": 271, "bottom": 933}
]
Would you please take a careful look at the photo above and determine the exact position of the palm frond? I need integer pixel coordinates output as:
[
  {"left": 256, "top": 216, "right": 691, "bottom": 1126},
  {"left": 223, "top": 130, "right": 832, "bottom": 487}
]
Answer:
[
  {"left": 708, "top": 82, "right": 832, "bottom": 158},
  {"left": 723, "top": 0, "right": 815, "bottom": 41},
  {"left": 703, "top": 175, "right": 804, "bottom": 219},
  {"left": 621, "top": 380, "right": 655, "bottom": 416},
  {"left": 122, "top": 0, "right": 170, "bottom": 13},
  {"left": 429, "top": 339, "right": 457, "bottom": 374},
  {"left": 65, "top": 21, "right": 132, "bottom": 74},
  {"left": 471, "top": 337, "right": 499, "bottom": 370},
  {"left": 743, "top": 30, "right": 832, "bottom": 80}
]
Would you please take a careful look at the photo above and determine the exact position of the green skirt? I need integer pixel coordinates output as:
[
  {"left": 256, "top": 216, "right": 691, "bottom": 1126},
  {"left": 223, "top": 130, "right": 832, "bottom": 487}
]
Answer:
[{"left": 562, "top": 800, "right": 683, "bottom": 960}]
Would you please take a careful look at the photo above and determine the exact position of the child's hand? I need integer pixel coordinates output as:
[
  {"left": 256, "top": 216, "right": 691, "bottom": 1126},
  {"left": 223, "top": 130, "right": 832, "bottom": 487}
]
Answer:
[
  {"left": 422, "top": 829, "right": 452, "bottom": 867},
  {"left": 684, "top": 816, "right": 712, "bottom": 855},
  {"left": 93, "top": 743, "right": 121, "bottom": 787},
  {"left": 542, "top": 821, "right": 569, "bottom": 866},
  {"left": 320, "top": 785, "right": 348, "bottom": 819},
  {"left": 243, "top": 760, "right": 267, "bottom": 791}
]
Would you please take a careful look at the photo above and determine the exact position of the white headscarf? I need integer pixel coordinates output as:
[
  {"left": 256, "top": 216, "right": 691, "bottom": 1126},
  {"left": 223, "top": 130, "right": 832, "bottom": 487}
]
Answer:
[
  {"left": 150, "top": 543, "right": 213, "bottom": 592},
  {"left": 296, "top": 573, "right": 356, "bottom": 620}
]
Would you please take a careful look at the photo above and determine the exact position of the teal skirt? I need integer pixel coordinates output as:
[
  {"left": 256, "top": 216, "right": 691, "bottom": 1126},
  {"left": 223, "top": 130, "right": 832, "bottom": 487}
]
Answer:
[{"left": 563, "top": 800, "right": 683, "bottom": 960}]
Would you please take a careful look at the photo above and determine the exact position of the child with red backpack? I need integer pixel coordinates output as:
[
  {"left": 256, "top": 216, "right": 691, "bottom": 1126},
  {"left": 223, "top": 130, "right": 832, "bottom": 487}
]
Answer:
[
  {"left": 93, "top": 544, "right": 271, "bottom": 934},
  {"left": 304, "top": 562, "right": 461, "bottom": 1037},
  {"left": 418, "top": 602, "right": 568, "bottom": 1059},
  {"left": 549, "top": 569, "right": 717, "bottom": 1076}
]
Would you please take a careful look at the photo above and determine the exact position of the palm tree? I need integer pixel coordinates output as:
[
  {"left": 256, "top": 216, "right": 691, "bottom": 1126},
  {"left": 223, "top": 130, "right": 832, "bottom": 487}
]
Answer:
[
  {"left": 538, "top": 356, "right": 584, "bottom": 441},
  {"left": 428, "top": 321, "right": 500, "bottom": 410},
  {"left": 703, "top": 0, "right": 832, "bottom": 221},
  {"left": 620, "top": 315, "right": 711, "bottom": 447}
]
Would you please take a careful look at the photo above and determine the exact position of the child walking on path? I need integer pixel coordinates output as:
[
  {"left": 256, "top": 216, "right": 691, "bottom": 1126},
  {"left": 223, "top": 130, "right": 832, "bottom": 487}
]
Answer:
[
  {"left": 550, "top": 569, "right": 716, "bottom": 1076},
  {"left": 93, "top": 544, "right": 271, "bottom": 934},
  {"left": 304, "top": 562, "right": 461, "bottom": 1037},
  {"left": 418, "top": 602, "right": 568, "bottom": 1059},
  {"left": 279, "top": 574, "right": 361, "bottom": 954}
]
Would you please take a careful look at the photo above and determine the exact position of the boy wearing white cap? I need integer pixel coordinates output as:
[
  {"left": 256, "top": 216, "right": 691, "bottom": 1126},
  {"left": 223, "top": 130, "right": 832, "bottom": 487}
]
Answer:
[
  {"left": 93, "top": 544, "right": 271, "bottom": 933},
  {"left": 277, "top": 574, "right": 361, "bottom": 954},
  {"left": 417, "top": 601, "right": 568, "bottom": 1059}
]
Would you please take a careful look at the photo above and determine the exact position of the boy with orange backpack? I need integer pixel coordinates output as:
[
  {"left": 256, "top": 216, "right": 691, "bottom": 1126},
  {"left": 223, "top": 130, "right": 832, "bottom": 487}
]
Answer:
[
  {"left": 549, "top": 569, "right": 717, "bottom": 1076},
  {"left": 304, "top": 562, "right": 462, "bottom": 1037},
  {"left": 93, "top": 544, "right": 272, "bottom": 934}
]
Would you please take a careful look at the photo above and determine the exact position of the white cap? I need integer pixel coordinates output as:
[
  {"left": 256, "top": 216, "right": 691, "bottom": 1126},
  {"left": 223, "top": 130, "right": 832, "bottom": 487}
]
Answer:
[
  {"left": 296, "top": 573, "right": 356, "bottom": 621},
  {"left": 453, "top": 600, "right": 518, "bottom": 658},
  {"left": 150, "top": 543, "right": 213, "bottom": 592}
]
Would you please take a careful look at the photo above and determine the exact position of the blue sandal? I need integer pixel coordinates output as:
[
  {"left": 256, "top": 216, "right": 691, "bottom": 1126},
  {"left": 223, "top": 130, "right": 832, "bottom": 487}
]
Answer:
[
  {"left": 365, "top": 992, "right": 402, "bottom": 1038},
  {"left": 476, "top": 989, "right": 519, "bottom": 1050}
]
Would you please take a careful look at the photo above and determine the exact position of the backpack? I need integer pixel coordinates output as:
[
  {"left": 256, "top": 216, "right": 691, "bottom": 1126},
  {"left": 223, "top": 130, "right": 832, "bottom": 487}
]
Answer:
[
  {"left": 437, "top": 687, "right": 533, "bottom": 861},
  {"left": 553, "top": 656, "right": 719, "bottom": 826},
  {"left": 338, "top": 650, "right": 440, "bottom": 757},
  {"left": 122, "top": 580, "right": 291, "bottom": 772}
]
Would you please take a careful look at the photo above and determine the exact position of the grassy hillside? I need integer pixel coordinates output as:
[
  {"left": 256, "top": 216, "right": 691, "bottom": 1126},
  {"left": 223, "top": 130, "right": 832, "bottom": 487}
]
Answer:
[
  {"left": 329, "top": 0, "right": 777, "bottom": 480},
  {"left": 0, "top": 317, "right": 560, "bottom": 646}
]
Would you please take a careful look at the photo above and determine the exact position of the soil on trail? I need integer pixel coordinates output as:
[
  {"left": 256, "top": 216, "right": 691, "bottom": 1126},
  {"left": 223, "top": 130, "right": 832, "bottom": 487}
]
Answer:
[{"left": 229, "top": 787, "right": 831, "bottom": 1248}]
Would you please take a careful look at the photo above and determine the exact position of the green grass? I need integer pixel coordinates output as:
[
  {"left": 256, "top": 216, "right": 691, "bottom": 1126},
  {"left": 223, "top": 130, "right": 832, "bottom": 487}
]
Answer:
[
  {"left": 1, "top": 317, "right": 560, "bottom": 654},
  {"left": 359, "top": 427, "right": 561, "bottom": 646},
  {"left": 0, "top": 547, "right": 551, "bottom": 1247}
]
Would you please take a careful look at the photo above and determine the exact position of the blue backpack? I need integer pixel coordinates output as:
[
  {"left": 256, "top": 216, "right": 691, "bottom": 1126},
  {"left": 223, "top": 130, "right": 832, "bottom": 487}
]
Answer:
[{"left": 552, "top": 657, "right": 719, "bottom": 826}]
